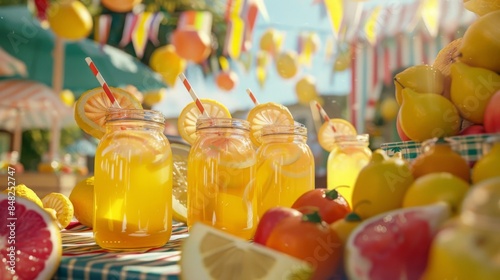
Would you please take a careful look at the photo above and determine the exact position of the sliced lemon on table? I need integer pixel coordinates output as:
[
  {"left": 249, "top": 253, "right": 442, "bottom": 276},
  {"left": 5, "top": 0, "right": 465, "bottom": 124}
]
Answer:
[
  {"left": 2, "top": 184, "right": 43, "bottom": 208},
  {"left": 42, "top": 192, "right": 75, "bottom": 229},
  {"left": 171, "top": 142, "right": 190, "bottom": 223},
  {"left": 317, "top": 118, "right": 357, "bottom": 152},
  {"left": 74, "top": 87, "right": 143, "bottom": 139},
  {"left": 180, "top": 222, "right": 313, "bottom": 280},
  {"left": 246, "top": 102, "right": 294, "bottom": 147},
  {"left": 177, "top": 98, "right": 232, "bottom": 145}
]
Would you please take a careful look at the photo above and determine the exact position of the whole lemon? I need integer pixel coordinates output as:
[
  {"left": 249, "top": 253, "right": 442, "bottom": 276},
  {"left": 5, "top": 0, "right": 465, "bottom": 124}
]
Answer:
[
  {"left": 69, "top": 176, "right": 94, "bottom": 228},
  {"left": 351, "top": 150, "right": 414, "bottom": 219},
  {"left": 402, "top": 172, "right": 470, "bottom": 215},
  {"left": 47, "top": 1, "right": 93, "bottom": 40}
]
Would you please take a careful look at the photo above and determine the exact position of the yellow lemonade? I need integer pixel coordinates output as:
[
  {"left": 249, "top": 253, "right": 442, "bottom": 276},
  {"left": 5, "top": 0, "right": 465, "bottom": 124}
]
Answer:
[
  {"left": 187, "top": 118, "right": 257, "bottom": 240},
  {"left": 94, "top": 110, "right": 173, "bottom": 250},
  {"left": 327, "top": 134, "right": 371, "bottom": 206},
  {"left": 256, "top": 124, "right": 315, "bottom": 217}
]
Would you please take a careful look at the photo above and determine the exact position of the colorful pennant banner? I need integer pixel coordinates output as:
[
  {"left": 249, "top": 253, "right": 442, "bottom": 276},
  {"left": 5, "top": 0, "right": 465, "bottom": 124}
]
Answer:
[
  {"left": 177, "top": 10, "right": 213, "bottom": 34},
  {"left": 148, "top": 12, "right": 164, "bottom": 46},
  {"left": 131, "top": 11, "right": 154, "bottom": 58},
  {"left": 94, "top": 14, "right": 112, "bottom": 47},
  {"left": 119, "top": 13, "right": 139, "bottom": 47}
]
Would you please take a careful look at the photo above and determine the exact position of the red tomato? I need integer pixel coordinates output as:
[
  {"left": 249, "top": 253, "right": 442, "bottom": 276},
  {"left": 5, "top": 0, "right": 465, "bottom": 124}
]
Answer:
[
  {"left": 253, "top": 207, "right": 302, "bottom": 245},
  {"left": 265, "top": 211, "right": 343, "bottom": 280},
  {"left": 291, "top": 188, "right": 350, "bottom": 224}
]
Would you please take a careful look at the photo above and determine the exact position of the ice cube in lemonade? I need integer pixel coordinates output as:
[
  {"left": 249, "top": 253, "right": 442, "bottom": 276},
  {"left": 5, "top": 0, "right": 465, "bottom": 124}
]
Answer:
[
  {"left": 94, "top": 130, "right": 173, "bottom": 250},
  {"left": 256, "top": 142, "right": 314, "bottom": 217}
]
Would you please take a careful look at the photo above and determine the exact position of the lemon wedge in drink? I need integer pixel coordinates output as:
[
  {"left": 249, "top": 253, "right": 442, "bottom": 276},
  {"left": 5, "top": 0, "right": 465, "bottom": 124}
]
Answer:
[{"left": 171, "top": 142, "right": 190, "bottom": 223}]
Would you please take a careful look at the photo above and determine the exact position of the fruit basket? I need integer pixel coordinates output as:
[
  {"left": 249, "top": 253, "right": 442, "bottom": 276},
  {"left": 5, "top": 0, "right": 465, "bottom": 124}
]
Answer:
[{"left": 380, "top": 133, "right": 500, "bottom": 165}]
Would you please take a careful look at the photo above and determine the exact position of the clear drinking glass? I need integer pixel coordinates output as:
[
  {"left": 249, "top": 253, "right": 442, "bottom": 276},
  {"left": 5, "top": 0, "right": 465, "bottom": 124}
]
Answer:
[
  {"left": 256, "top": 123, "right": 315, "bottom": 217},
  {"left": 187, "top": 118, "right": 257, "bottom": 240},
  {"left": 94, "top": 109, "right": 173, "bottom": 250}
]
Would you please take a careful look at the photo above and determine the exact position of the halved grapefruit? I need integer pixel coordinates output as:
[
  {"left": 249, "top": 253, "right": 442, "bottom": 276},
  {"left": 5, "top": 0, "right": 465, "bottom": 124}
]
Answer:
[
  {"left": 345, "top": 203, "right": 451, "bottom": 280},
  {"left": 0, "top": 193, "right": 62, "bottom": 279}
]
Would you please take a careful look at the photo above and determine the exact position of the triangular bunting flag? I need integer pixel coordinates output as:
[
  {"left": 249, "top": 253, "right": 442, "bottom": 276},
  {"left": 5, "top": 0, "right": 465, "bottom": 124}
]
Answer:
[
  {"left": 148, "top": 12, "right": 164, "bottom": 46},
  {"left": 131, "top": 11, "right": 154, "bottom": 58},
  {"left": 119, "top": 12, "right": 139, "bottom": 47}
]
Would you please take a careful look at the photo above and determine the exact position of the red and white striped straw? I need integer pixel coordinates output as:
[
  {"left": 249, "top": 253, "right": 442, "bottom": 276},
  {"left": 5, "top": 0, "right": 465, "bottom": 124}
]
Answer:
[
  {"left": 85, "top": 57, "right": 121, "bottom": 108},
  {"left": 178, "top": 73, "right": 210, "bottom": 118},
  {"left": 314, "top": 100, "right": 337, "bottom": 132},
  {"left": 246, "top": 88, "right": 260, "bottom": 106}
]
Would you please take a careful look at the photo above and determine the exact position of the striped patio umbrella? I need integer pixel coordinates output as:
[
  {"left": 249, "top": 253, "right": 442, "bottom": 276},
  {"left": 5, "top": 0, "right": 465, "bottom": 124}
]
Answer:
[
  {"left": 0, "top": 79, "right": 75, "bottom": 161},
  {"left": 0, "top": 47, "right": 27, "bottom": 77}
]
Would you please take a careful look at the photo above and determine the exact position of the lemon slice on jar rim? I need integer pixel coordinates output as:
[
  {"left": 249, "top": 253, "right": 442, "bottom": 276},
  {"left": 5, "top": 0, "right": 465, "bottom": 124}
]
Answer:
[
  {"left": 317, "top": 118, "right": 357, "bottom": 152},
  {"left": 74, "top": 87, "right": 143, "bottom": 139},
  {"left": 246, "top": 102, "right": 294, "bottom": 147},
  {"left": 177, "top": 98, "right": 232, "bottom": 145}
]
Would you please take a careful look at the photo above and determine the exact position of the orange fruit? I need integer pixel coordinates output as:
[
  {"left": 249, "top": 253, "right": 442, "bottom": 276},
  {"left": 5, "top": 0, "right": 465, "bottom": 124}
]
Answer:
[
  {"left": 317, "top": 118, "right": 357, "bottom": 152},
  {"left": 0, "top": 193, "right": 62, "bottom": 279},
  {"left": 246, "top": 102, "right": 294, "bottom": 147},
  {"left": 410, "top": 139, "right": 470, "bottom": 182},
  {"left": 177, "top": 98, "right": 231, "bottom": 145},
  {"left": 74, "top": 87, "right": 143, "bottom": 139}
]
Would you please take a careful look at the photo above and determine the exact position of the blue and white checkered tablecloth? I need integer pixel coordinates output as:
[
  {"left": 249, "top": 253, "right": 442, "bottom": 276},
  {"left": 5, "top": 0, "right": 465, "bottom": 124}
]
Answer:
[{"left": 55, "top": 223, "right": 188, "bottom": 280}]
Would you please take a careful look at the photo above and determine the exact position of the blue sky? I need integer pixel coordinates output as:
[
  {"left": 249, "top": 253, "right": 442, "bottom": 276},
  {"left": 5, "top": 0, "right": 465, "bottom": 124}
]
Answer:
[{"left": 155, "top": 0, "right": 352, "bottom": 118}]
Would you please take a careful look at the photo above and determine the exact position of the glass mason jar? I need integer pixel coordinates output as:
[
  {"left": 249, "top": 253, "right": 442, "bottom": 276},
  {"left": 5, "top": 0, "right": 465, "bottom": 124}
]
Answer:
[
  {"left": 94, "top": 109, "right": 173, "bottom": 250},
  {"left": 187, "top": 118, "right": 257, "bottom": 240},
  {"left": 327, "top": 134, "right": 371, "bottom": 206},
  {"left": 256, "top": 123, "right": 315, "bottom": 217},
  {"left": 472, "top": 136, "right": 500, "bottom": 184}
]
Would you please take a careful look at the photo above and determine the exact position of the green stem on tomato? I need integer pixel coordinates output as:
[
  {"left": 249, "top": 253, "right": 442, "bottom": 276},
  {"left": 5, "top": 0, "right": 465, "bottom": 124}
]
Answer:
[
  {"left": 345, "top": 212, "right": 362, "bottom": 222},
  {"left": 301, "top": 211, "right": 323, "bottom": 224}
]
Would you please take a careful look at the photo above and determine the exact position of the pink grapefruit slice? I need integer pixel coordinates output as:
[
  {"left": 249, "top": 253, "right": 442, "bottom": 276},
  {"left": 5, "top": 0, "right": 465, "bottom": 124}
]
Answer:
[
  {"left": 345, "top": 203, "right": 451, "bottom": 280},
  {"left": 0, "top": 193, "right": 62, "bottom": 279}
]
